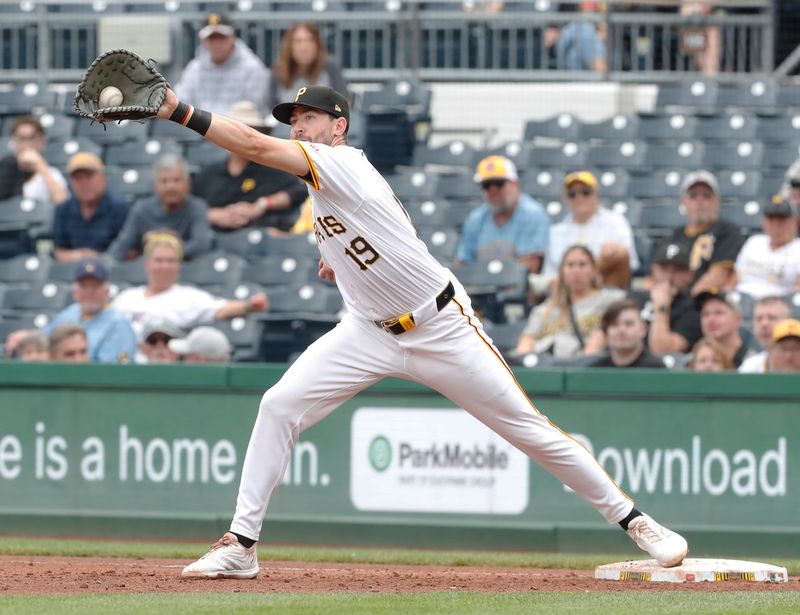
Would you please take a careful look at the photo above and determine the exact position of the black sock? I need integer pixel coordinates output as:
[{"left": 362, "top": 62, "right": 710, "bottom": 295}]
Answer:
[
  {"left": 618, "top": 507, "right": 643, "bottom": 531},
  {"left": 232, "top": 532, "right": 257, "bottom": 548}
]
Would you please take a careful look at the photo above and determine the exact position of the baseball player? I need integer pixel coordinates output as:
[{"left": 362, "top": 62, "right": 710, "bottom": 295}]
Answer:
[{"left": 154, "top": 86, "right": 687, "bottom": 578}]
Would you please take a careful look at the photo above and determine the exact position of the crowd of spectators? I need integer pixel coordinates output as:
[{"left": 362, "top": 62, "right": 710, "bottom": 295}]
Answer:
[{"left": 0, "top": 9, "right": 798, "bottom": 373}]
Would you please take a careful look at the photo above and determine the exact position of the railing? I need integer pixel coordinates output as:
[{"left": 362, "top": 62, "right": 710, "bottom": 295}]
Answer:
[{"left": 0, "top": 0, "right": 774, "bottom": 84}]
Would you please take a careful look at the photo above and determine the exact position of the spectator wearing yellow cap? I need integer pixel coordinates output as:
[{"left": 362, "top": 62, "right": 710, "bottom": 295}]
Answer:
[
  {"left": 455, "top": 155, "right": 549, "bottom": 274},
  {"left": 543, "top": 171, "right": 638, "bottom": 289},
  {"left": 767, "top": 319, "right": 800, "bottom": 372},
  {"left": 52, "top": 152, "right": 132, "bottom": 262}
]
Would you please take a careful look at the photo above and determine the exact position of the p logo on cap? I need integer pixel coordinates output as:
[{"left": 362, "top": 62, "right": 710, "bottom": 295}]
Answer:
[
  {"left": 666, "top": 244, "right": 680, "bottom": 260},
  {"left": 294, "top": 87, "right": 307, "bottom": 103}
]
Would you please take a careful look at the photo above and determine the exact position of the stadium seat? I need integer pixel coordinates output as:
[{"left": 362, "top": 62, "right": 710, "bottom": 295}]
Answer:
[
  {"left": 694, "top": 113, "right": 759, "bottom": 142},
  {"left": 75, "top": 117, "right": 149, "bottom": 146},
  {"left": 593, "top": 169, "right": 631, "bottom": 200},
  {"left": 633, "top": 231, "right": 654, "bottom": 276},
  {"left": 654, "top": 79, "right": 719, "bottom": 113},
  {"left": 109, "top": 258, "right": 147, "bottom": 286},
  {"left": 527, "top": 142, "right": 588, "bottom": 169},
  {"left": 640, "top": 202, "right": 686, "bottom": 232},
  {"left": 0, "top": 196, "right": 54, "bottom": 257},
  {"left": 216, "top": 281, "right": 268, "bottom": 303},
  {"left": 104, "top": 139, "right": 183, "bottom": 168},
  {"left": 420, "top": 228, "right": 460, "bottom": 263},
  {"left": 105, "top": 166, "right": 156, "bottom": 201},
  {"left": 385, "top": 169, "right": 439, "bottom": 201},
  {"left": 609, "top": 199, "right": 643, "bottom": 227},
  {"left": 629, "top": 170, "right": 686, "bottom": 200},
  {"left": 715, "top": 170, "right": 762, "bottom": 198},
  {"left": 455, "top": 258, "right": 527, "bottom": 322},
  {"left": 36, "top": 112, "right": 77, "bottom": 142},
  {"left": 211, "top": 316, "right": 265, "bottom": 362},
  {"left": 264, "top": 283, "right": 343, "bottom": 316},
  {"left": 184, "top": 140, "right": 229, "bottom": 170},
  {"left": 761, "top": 172, "right": 785, "bottom": 196},
  {"left": 720, "top": 200, "right": 762, "bottom": 232},
  {"left": 1, "top": 281, "right": 71, "bottom": 316},
  {"left": 43, "top": 138, "right": 102, "bottom": 167},
  {"left": 47, "top": 259, "right": 84, "bottom": 284},
  {"left": 242, "top": 255, "right": 318, "bottom": 289},
  {"left": 636, "top": 114, "right": 698, "bottom": 141},
  {"left": 0, "top": 254, "right": 51, "bottom": 286},
  {"left": 523, "top": 114, "right": 581, "bottom": 141},
  {"left": 474, "top": 141, "right": 531, "bottom": 170},
  {"left": 585, "top": 141, "right": 647, "bottom": 170},
  {"left": 643, "top": 141, "right": 705, "bottom": 170},
  {"left": 715, "top": 79, "right": 778, "bottom": 111},
  {"left": 405, "top": 199, "right": 465, "bottom": 230},
  {"left": 361, "top": 80, "right": 432, "bottom": 120},
  {"left": 0, "top": 83, "right": 56, "bottom": 115},
  {"left": 579, "top": 114, "right": 641, "bottom": 142},
  {"left": 434, "top": 174, "right": 483, "bottom": 201},
  {"left": 776, "top": 86, "right": 800, "bottom": 110},
  {"left": 702, "top": 141, "right": 764, "bottom": 170},
  {"left": 412, "top": 140, "right": 477, "bottom": 171},
  {"left": 521, "top": 169, "right": 567, "bottom": 201},
  {"left": 213, "top": 227, "right": 273, "bottom": 261},
  {"left": 761, "top": 143, "right": 800, "bottom": 170},
  {"left": 756, "top": 113, "right": 800, "bottom": 143},
  {"left": 179, "top": 252, "right": 245, "bottom": 289}
]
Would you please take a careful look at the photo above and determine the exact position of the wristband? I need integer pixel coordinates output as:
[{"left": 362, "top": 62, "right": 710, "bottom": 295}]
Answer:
[{"left": 168, "top": 101, "right": 212, "bottom": 136}]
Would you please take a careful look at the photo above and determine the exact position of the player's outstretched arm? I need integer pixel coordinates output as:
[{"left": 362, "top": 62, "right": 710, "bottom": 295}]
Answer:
[{"left": 156, "top": 88, "right": 309, "bottom": 179}]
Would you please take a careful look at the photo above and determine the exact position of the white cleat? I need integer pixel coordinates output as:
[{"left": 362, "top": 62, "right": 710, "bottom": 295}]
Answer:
[
  {"left": 626, "top": 514, "right": 688, "bottom": 568},
  {"left": 181, "top": 532, "right": 259, "bottom": 579}
]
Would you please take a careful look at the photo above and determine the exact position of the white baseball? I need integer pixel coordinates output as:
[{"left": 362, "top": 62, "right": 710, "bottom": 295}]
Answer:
[{"left": 99, "top": 86, "right": 123, "bottom": 108}]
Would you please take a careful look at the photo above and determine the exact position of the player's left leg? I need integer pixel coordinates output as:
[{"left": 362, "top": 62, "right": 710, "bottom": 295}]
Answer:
[{"left": 404, "top": 283, "right": 687, "bottom": 566}]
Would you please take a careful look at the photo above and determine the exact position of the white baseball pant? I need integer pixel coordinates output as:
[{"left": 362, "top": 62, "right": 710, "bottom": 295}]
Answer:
[{"left": 229, "top": 278, "right": 633, "bottom": 540}]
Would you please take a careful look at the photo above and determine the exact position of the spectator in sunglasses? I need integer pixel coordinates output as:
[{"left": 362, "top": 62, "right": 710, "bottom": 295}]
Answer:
[
  {"left": 542, "top": 171, "right": 638, "bottom": 289},
  {"left": 455, "top": 155, "right": 549, "bottom": 274},
  {"left": 137, "top": 315, "right": 182, "bottom": 364}
]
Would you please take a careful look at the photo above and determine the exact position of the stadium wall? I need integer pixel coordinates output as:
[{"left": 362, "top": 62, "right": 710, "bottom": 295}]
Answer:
[{"left": 0, "top": 362, "right": 798, "bottom": 558}]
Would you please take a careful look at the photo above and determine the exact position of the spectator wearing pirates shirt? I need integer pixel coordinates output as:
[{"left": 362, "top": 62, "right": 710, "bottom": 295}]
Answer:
[
  {"left": 192, "top": 101, "right": 308, "bottom": 232},
  {"left": 735, "top": 196, "right": 800, "bottom": 300},
  {"left": 646, "top": 240, "right": 703, "bottom": 355},
  {"left": 664, "top": 170, "right": 745, "bottom": 297}
]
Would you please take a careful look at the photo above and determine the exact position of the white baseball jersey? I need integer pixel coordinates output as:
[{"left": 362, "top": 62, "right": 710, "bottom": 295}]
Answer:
[{"left": 295, "top": 141, "right": 447, "bottom": 321}]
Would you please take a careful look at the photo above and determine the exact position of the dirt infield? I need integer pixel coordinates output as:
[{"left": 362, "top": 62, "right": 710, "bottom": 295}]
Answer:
[{"left": 0, "top": 556, "right": 797, "bottom": 594}]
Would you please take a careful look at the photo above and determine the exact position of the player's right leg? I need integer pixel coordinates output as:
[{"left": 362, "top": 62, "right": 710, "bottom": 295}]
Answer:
[{"left": 182, "top": 314, "right": 403, "bottom": 579}]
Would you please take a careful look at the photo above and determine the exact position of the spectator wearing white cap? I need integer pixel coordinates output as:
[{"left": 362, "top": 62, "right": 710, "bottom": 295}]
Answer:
[
  {"left": 175, "top": 12, "right": 270, "bottom": 115},
  {"left": 664, "top": 170, "right": 745, "bottom": 297},
  {"left": 169, "top": 326, "right": 231, "bottom": 364},
  {"left": 543, "top": 170, "right": 638, "bottom": 289},
  {"left": 735, "top": 196, "right": 800, "bottom": 300},
  {"left": 136, "top": 314, "right": 183, "bottom": 364},
  {"left": 456, "top": 155, "right": 549, "bottom": 274},
  {"left": 53, "top": 152, "right": 131, "bottom": 262},
  {"left": 192, "top": 101, "right": 307, "bottom": 233}
]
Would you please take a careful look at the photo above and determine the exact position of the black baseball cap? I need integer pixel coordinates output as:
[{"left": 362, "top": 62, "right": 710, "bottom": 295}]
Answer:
[
  {"left": 762, "top": 195, "right": 798, "bottom": 218},
  {"left": 652, "top": 241, "right": 690, "bottom": 269},
  {"left": 199, "top": 12, "right": 235, "bottom": 39},
  {"left": 272, "top": 86, "right": 350, "bottom": 128}
]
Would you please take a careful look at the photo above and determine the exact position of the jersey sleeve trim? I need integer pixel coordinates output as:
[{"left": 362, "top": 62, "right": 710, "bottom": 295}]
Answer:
[{"left": 292, "top": 141, "right": 321, "bottom": 191}]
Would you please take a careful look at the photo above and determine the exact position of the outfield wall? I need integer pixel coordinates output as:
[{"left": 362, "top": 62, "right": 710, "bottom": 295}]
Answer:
[{"left": 1, "top": 363, "right": 798, "bottom": 557}]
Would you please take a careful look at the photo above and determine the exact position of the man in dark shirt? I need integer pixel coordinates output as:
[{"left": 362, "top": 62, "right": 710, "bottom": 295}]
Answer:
[
  {"left": 108, "top": 154, "right": 213, "bottom": 261},
  {"left": 647, "top": 241, "right": 703, "bottom": 355},
  {"left": 666, "top": 170, "right": 745, "bottom": 296},
  {"left": 53, "top": 152, "right": 131, "bottom": 262},
  {"left": 695, "top": 289, "right": 759, "bottom": 368},
  {"left": 192, "top": 101, "right": 307, "bottom": 232},
  {"left": 588, "top": 298, "right": 665, "bottom": 368}
]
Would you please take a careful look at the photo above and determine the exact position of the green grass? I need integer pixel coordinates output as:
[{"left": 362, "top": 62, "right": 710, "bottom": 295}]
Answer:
[
  {"left": 1, "top": 592, "right": 800, "bottom": 615},
  {"left": 1, "top": 536, "right": 799, "bottom": 575}
]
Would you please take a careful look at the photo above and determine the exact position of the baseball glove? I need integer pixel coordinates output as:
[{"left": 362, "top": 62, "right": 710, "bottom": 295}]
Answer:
[{"left": 74, "top": 48, "right": 168, "bottom": 122}]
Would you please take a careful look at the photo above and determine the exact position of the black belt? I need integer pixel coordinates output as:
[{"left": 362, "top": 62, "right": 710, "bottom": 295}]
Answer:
[{"left": 375, "top": 281, "right": 455, "bottom": 335}]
